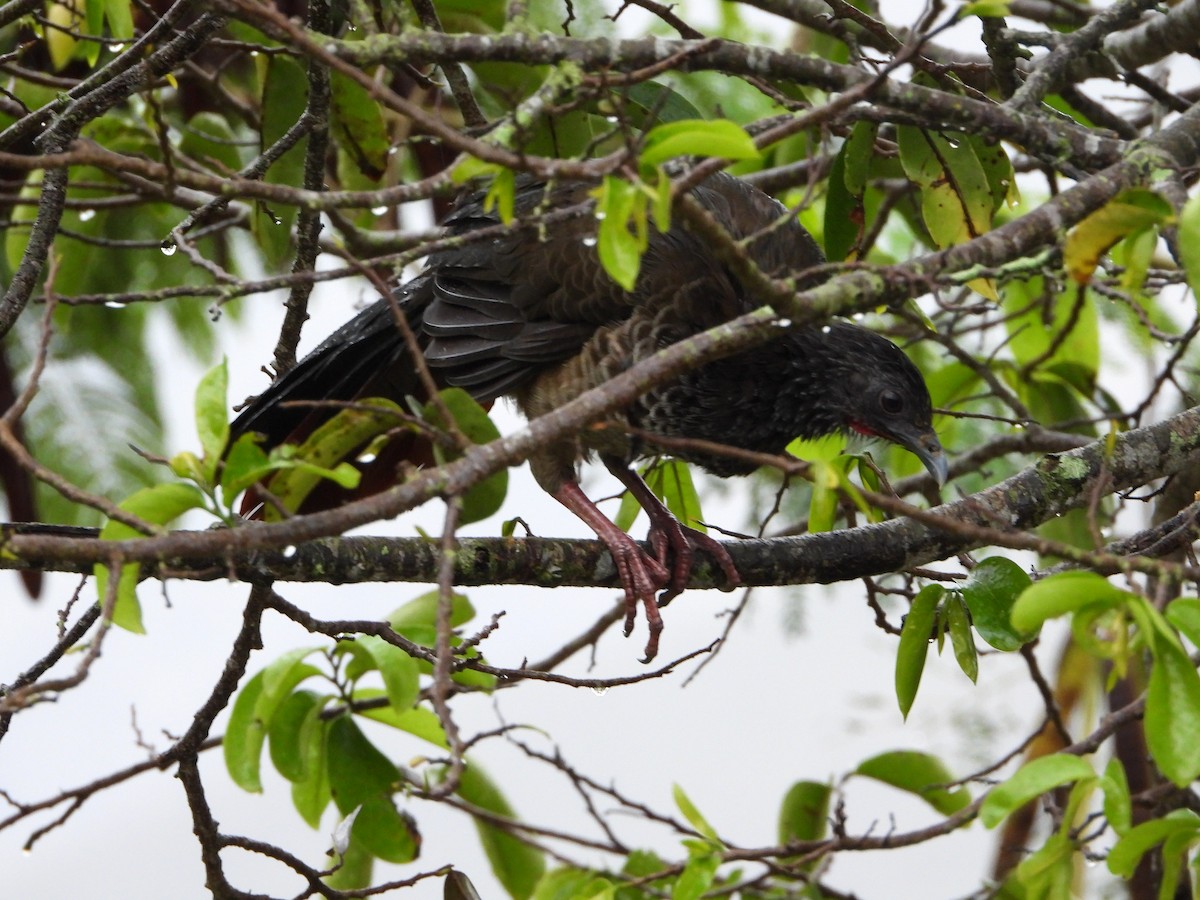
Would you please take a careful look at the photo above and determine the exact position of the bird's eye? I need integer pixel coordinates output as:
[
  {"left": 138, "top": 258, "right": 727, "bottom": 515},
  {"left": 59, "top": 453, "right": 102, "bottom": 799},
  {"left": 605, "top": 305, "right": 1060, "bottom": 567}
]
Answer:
[{"left": 879, "top": 389, "right": 904, "bottom": 415}]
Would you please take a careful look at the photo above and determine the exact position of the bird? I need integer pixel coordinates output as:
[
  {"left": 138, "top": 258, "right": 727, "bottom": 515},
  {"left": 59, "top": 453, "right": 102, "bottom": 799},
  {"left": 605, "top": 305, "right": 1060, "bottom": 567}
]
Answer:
[{"left": 231, "top": 173, "right": 947, "bottom": 661}]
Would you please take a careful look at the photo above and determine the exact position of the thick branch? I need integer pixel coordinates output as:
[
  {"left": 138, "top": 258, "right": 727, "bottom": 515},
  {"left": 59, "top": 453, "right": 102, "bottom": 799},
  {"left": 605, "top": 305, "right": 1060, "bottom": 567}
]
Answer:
[{"left": 5, "top": 402, "right": 1200, "bottom": 588}]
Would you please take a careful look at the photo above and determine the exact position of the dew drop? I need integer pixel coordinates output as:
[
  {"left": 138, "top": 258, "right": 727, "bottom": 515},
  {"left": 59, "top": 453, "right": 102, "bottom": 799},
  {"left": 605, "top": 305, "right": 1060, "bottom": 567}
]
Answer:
[
  {"left": 777, "top": 317, "right": 792, "bottom": 328},
  {"left": 250, "top": 51, "right": 259, "bottom": 58},
  {"left": 594, "top": 211, "right": 606, "bottom": 221},
  {"left": 582, "top": 236, "right": 597, "bottom": 247},
  {"left": 387, "top": 145, "right": 400, "bottom": 156},
  {"left": 591, "top": 685, "right": 609, "bottom": 696},
  {"left": 160, "top": 240, "right": 177, "bottom": 256},
  {"left": 821, "top": 324, "right": 832, "bottom": 334},
  {"left": 282, "top": 545, "right": 297, "bottom": 559},
  {"left": 371, "top": 205, "right": 388, "bottom": 216},
  {"left": 357, "top": 451, "right": 377, "bottom": 464},
  {"left": 111, "top": 43, "right": 125, "bottom": 52},
  {"left": 78, "top": 208, "right": 95, "bottom": 222},
  {"left": 104, "top": 300, "right": 126, "bottom": 309},
  {"left": 605, "top": 115, "right": 618, "bottom": 124}
]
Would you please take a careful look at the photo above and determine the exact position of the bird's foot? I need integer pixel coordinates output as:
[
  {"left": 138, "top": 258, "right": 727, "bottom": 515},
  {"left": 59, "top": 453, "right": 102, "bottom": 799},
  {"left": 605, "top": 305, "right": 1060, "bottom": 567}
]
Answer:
[
  {"left": 606, "top": 539, "right": 671, "bottom": 663},
  {"left": 552, "top": 481, "right": 673, "bottom": 662},
  {"left": 647, "top": 519, "right": 742, "bottom": 608}
]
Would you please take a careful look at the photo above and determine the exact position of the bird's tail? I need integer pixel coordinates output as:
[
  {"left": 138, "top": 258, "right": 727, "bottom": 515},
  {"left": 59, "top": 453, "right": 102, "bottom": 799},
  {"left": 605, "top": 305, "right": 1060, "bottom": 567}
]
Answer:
[{"left": 229, "top": 276, "right": 452, "bottom": 515}]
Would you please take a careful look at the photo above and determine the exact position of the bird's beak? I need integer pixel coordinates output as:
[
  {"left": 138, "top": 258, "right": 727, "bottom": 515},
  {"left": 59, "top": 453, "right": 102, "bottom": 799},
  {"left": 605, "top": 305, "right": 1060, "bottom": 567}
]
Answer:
[{"left": 897, "top": 427, "right": 949, "bottom": 486}]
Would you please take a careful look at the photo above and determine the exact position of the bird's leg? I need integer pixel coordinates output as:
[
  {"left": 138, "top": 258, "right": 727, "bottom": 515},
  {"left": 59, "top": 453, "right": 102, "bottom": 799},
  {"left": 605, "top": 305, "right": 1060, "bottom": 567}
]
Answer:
[
  {"left": 603, "top": 458, "right": 742, "bottom": 607},
  {"left": 551, "top": 480, "right": 671, "bottom": 662}
]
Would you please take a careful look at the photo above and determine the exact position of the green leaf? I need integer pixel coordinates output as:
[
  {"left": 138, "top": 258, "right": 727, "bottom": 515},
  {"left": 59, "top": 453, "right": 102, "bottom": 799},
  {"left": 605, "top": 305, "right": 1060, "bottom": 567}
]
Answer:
[
  {"left": 1065, "top": 189, "right": 1173, "bottom": 285},
  {"left": 1108, "top": 809, "right": 1200, "bottom": 878},
  {"left": 672, "top": 784, "right": 720, "bottom": 843},
  {"left": 842, "top": 120, "right": 877, "bottom": 198},
  {"left": 1145, "top": 631, "right": 1200, "bottom": 786},
  {"left": 640, "top": 119, "right": 759, "bottom": 169},
  {"left": 624, "top": 81, "right": 703, "bottom": 125},
  {"left": 961, "top": 0, "right": 1012, "bottom": 16},
  {"left": 262, "top": 399, "right": 402, "bottom": 517},
  {"left": 673, "top": 848, "right": 719, "bottom": 900},
  {"left": 895, "top": 584, "right": 942, "bottom": 719},
  {"left": 823, "top": 146, "right": 857, "bottom": 264},
  {"left": 1001, "top": 275, "right": 1100, "bottom": 394},
  {"left": 389, "top": 589, "right": 476, "bottom": 637},
  {"left": 94, "top": 482, "right": 206, "bottom": 633},
  {"left": 594, "top": 175, "right": 646, "bottom": 291},
  {"left": 45, "top": 2, "right": 81, "bottom": 69},
  {"left": 102, "top": 0, "right": 134, "bottom": 39},
  {"left": 269, "top": 689, "right": 322, "bottom": 783},
  {"left": 180, "top": 111, "right": 243, "bottom": 173},
  {"left": 194, "top": 358, "right": 229, "bottom": 484},
  {"left": 962, "top": 556, "right": 1034, "bottom": 650},
  {"left": 1011, "top": 824, "right": 1075, "bottom": 896},
  {"left": 1179, "top": 192, "right": 1200, "bottom": 302},
  {"left": 1100, "top": 757, "right": 1132, "bottom": 837},
  {"left": 260, "top": 647, "right": 324, "bottom": 721},
  {"left": 777, "top": 781, "right": 832, "bottom": 844},
  {"left": 979, "top": 754, "right": 1096, "bottom": 828},
  {"left": 965, "top": 132, "right": 1015, "bottom": 214},
  {"left": 291, "top": 702, "right": 332, "bottom": 828},
  {"left": 225, "top": 670, "right": 267, "bottom": 793},
  {"left": 787, "top": 432, "right": 846, "bottom": 463},
  {"left": 483, "top": 167, "right": 517, "bottom": 224},
  {"left": 451, "top": 156, "right": 503, "bottom": 184},
  {"left": 358, "top": 697, "right": 449, "bottom": 749},
  {"left": 897, "top": 127, "right": 992, "bottom": 238},
  {"left": 855, "top": 750, "right": 970, "bottom": 815},
  {"left": 457, "top": 761, "right": 546, "bottom": 900},
  {"left": 329, "top": 71, "right": 390, "bottom": 179},
  {"left": 220, "top": 432, "right": 273, "bottom": 500},
  {"left": 326, "top": 716, "right": 419, "bottom": 864},
  {"left": 1165, "top": 597, "right": 1200, "bottom": 648},
  {"left": 531, "top": 868, "right": 601, "bottom": 900},
  {"left": 946, "top": 595, "right": 978, "bottom": 683},
  {"left": 256, "top": 56, "right": 307, "bottom": 265},
  {"left": 645, "top": 460, "right": 705, "bottom": 532},
  {"left": 352, "top": 635, "right": 421, "bottom": 712},
  {"left": 1009, "top": 570, "right": 1130, "bottom": 635},
  {"left": 422, "top": 388, "right": 508, "bottom": 524},
  {"left": 613, "top": 483, "right": 643, "bottom": 532},
  {"left": 224, "top": 648, "right": 323, "bottom": 792}
]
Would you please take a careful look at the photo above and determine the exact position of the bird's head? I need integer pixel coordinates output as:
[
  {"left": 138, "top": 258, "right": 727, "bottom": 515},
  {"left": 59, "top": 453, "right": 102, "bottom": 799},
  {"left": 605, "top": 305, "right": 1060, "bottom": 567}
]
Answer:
[{"left": 791, "top": 322, "right": 949, "bottom": 485}]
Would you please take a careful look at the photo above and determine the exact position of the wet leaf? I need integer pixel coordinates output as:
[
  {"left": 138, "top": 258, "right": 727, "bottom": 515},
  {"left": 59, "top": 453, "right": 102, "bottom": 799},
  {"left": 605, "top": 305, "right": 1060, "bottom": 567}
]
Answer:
[
  {"left": 856, "top": 750, "right": 970, "bottom": 815},
  {"left": 895, "top": 584, "right": 942, "bottom": 718},
  {"left": 962, "top": 556, "right": 1034, "bottom": 651},
  {"left": 979, "top": 754, "right": 1095, "bottom": 828}
]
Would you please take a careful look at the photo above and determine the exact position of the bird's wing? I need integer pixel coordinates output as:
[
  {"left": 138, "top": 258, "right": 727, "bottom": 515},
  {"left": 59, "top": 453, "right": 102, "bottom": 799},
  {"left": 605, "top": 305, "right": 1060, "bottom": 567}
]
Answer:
[{"left": 420, "top": 179, "right": 631, "bottom": 399}]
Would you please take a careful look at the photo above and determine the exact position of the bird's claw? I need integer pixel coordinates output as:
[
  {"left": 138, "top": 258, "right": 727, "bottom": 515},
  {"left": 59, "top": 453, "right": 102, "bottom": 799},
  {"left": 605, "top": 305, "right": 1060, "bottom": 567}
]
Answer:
[
  {"left": 608, "top": 541, "right": 670, "bottom": 661},
  {"left": 648, "top": 519, "right": 742, "bottom": 608}
]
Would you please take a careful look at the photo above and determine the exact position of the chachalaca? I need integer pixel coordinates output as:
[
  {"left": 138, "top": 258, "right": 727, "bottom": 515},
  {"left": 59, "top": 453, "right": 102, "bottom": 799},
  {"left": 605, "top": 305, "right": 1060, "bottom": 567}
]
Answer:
[{"left": 232, "top": 173, "right": 947, "bottom": 660}]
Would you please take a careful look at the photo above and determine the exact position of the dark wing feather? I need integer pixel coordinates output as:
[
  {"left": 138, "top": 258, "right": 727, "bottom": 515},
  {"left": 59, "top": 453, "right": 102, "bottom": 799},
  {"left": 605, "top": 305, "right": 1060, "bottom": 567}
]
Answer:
[{"left": 230, "top": 276, "right": 433, "bottom": 446}]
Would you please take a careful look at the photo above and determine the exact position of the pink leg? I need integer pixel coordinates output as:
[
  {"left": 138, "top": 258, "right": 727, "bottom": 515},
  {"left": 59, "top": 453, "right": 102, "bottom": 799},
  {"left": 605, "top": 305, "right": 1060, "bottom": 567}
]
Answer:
[
  {"left": 552, "top": 481, "right": 670, "bottom": 662},
  {"left": 604, "top": 460, "right": 742, "bottom": 606}
]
